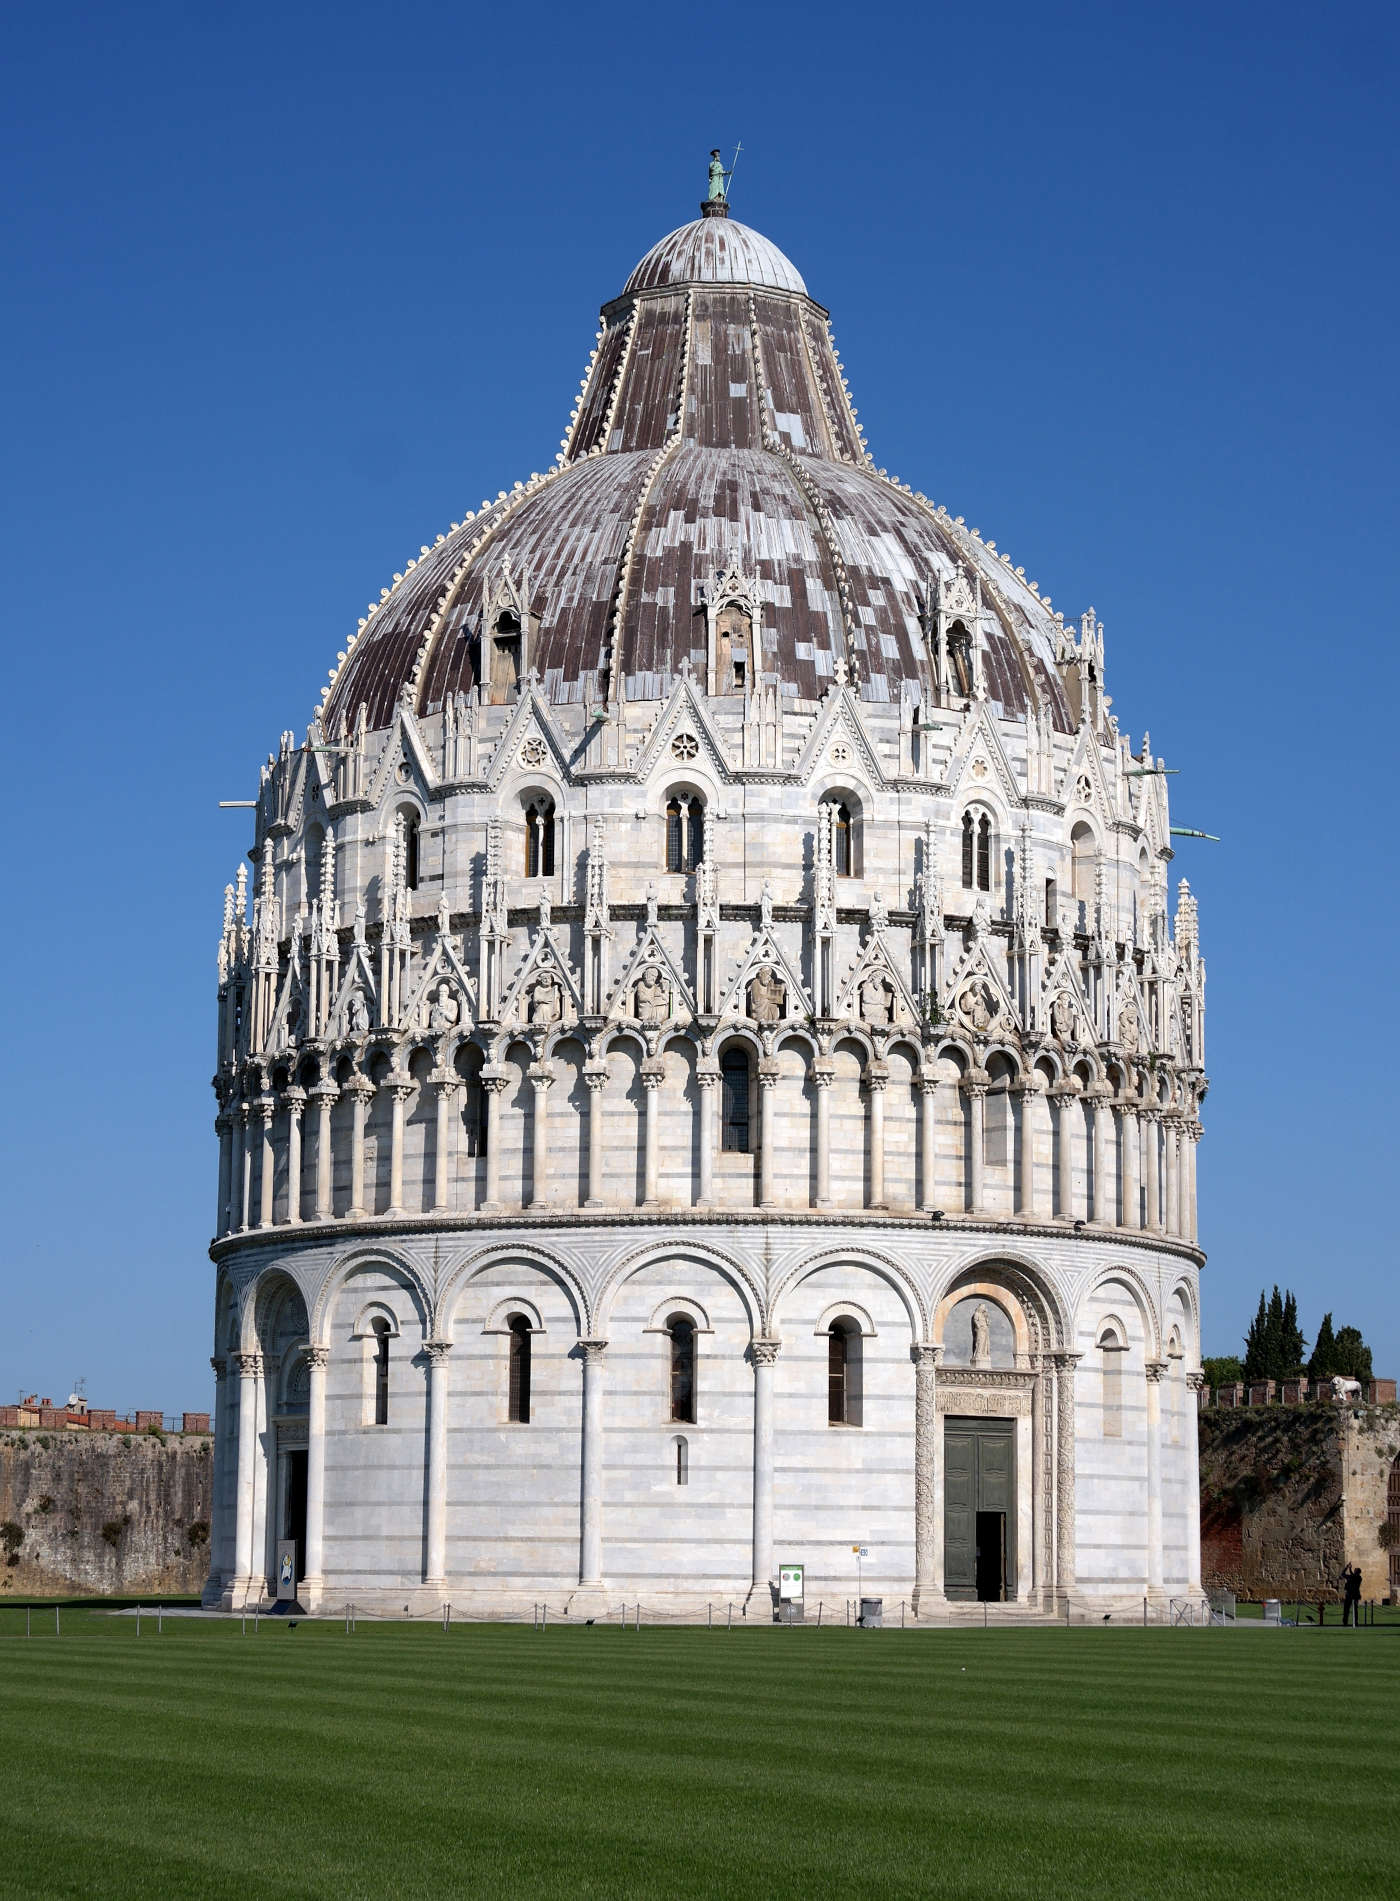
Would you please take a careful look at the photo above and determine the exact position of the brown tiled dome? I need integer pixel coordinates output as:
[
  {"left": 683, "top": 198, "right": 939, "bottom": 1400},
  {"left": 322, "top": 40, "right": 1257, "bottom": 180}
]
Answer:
[{"left": 323, "top": 204, "right": 1073, "bottom": 735}]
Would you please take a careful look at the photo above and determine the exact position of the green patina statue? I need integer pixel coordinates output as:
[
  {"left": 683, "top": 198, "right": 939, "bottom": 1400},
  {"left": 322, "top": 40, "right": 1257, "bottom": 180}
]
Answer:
[{"left": 706, "top": 149, "right": 728, "bottom": 203}]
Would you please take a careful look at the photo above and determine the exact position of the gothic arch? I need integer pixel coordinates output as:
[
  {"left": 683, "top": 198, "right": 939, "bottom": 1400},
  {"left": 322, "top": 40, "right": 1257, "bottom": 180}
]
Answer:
[
  {"left": 930, "top": 1250, "right": 1070, "bottom": 1355},
  {"left": 1075, "top": 1265, "right": 1162, "bottom": 1361}
]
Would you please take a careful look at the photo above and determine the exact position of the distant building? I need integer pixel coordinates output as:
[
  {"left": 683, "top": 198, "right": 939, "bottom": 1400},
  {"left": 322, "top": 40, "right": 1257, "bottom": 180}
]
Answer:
[{"left": 207, "top": 165, "right": 1206, "bottom": 1617}]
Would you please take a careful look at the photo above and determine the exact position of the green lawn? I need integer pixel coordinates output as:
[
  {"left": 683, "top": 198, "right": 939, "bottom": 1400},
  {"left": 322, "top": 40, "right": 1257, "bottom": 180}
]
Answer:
[{"left": 0, "top": 1616, "right": 1395, "bottom": 1900}]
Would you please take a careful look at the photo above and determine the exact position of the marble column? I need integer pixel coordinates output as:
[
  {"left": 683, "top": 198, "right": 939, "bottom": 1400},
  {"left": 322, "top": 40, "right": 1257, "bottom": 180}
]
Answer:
[
  {"left": 1119, "top": 1100, "right": 1141, "bottom": 1230},
  {"left": 1052, "top": 1351, "right": 1080, "bottom": 1597},
  {"left": 1143, "top": 1108, "right": 1162, "bottom": 1232},
  {"left": 209, "top": 1355, "right": 230, "bottom": 1587},
  {"left": 215, "top": 1112, "right": 234, "bottom": 1236},
  {"left": 283, "top": 1086, "right": 305, "bottom": 1224},
  {"left": 1145, "top": 1359, "right": 1166, "bottom": 1596},
  {"left": 918, "top": 1076, "right": 938, "bottom": 1212},
  {"left": 964, "top": 1073, "right": 988, "bottom": 1215},
  {"left": 527, "top": 1061, "right": 555, "bottom": 1209},
  {"left": 750, "top": 1338, "right": 782, "bottom": 1593},
  {"left": 1090, "top": 1087, "right": 1114, "bottom": 1225},
  {"left": 431, "top": 1072, "right": 458, "bottom": 1213},
  {"left": 757, "top": 1060, "right": 779, "bottom": 1208},
  {"left": 1186, "top": 1122, "right": 1201, "bottom": 1243},
  {"left": 423, "top": 1339, "right": 452, "bottom": 1586},
  {"left": 238, "top": 1103, "right": 253, "bottom": 1230},
  {"left": 865, "top": 1063, "right": 888, "bottom": 1209},
  {"left": 1162, "top": 1116, "right": 1180, "bottom": 1236},
  {"left": 814, "top": 1061, "right": 835, "bottom": 1209},
  {"left": 640, "top": 1060, "right": 664, "bottom": 1207},
  {"left": 912, "top": 1343, "right": 941, "bottom": 1612},
  {"left": 584, "top": 1063, "right": 608, "bottom": 1208},
  {"left": 481, "top": 1067, "right": 509, "bottom": 1213},
  {"left": 386, "top": 1078, "right": 413, "bottom": 1217},
  {"left": 302, "top": 1345, "right": 330, "bottom": 1598},
  {"left": 696, "top": 1062, "right": 718, "bottom": 1208},
  {"left": 232, "top": 1350, "right": 264, "bottom": 1593},
  {"left": 1052, "top": 1087, "right": 1078, "bottom": 1221},
  {"left": 1185, "top": 1371, "right": 1205, "bottom": 1590},
  {"left": 257, "top": 1097, "right": 276, "bottom": 1229},
  {"left": 1014, "top": 1082, "right": 1039, "bottom": 1219},
  {"left": 311, "top": 1083, "right": 337, "bottom": 1221},
  {"left": 345, "top": 1077, "right": 373, "bottom": 1218},
  {"left": 578, "top": 1339, "right": 608, "bottom": 1585}
]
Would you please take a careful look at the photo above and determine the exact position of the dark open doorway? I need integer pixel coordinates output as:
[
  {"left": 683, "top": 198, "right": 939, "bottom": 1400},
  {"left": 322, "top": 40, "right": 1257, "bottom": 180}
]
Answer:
[
  {"left": 284, "top": 1448, "right": 307, "bottom": 1564},
  {"left": 944, "top": 1416, "right": 1016, "bottom": 1600},
  {"left": 975, "top": 1510, "right": 1007, "bottom": 1602}
]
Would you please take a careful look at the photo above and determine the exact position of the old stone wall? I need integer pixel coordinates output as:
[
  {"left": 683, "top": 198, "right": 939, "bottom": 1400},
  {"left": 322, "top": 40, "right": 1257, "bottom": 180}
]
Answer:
[
  {"left": 1199, "top": 1404, "right": 1399, "bottom": 1601},
  {"left": 0, "top": 1429, "right": 213, "bottom": 1596}
]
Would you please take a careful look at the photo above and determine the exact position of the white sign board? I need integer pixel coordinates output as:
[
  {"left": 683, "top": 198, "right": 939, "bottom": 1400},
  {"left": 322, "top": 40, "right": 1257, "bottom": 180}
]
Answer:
[{"left": 778, "top": 1564, "right": 804, "bottom": 1601}]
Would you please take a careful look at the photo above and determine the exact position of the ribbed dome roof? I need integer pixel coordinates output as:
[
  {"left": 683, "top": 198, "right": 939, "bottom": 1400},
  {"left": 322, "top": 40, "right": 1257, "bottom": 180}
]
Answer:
[
  {"left": 322, "top": 191, "right": 1076, "bottom": 738},
  {"left": 623, "top": 216, "right": 808, "bottom": 297}
]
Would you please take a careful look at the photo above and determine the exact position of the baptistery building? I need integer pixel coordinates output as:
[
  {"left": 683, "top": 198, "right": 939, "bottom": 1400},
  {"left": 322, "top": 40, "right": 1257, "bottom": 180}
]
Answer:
[{"left": 206, "top": 166, "right": 1207, "bottom": 1618}]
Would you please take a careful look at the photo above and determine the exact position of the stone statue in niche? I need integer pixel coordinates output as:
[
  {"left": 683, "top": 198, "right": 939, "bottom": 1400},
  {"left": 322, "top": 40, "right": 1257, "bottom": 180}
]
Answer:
[
  {"left": 956, "top": 979, "right": 996, "bottom": 1033},
  {"left": 633, "top": 965, "right": 670, "bottom": 1025},
  {"left": 528, "top": 969, "right": 562, "bottom": 1026},
  {"left": 428, "top": 984, "right": 460, "bottom": 1034},
  {"left": 345, "top": 990, "right": 370, "bottom": 1036},
  {"left": 970, "top": 1302, "right": 992, "bottom": 1368},
  {"left": 860, "top": 970, "right": 896, "bottom": 1026},
  {"left": 1051, "top": 994, "right": 1078, "bottom": 1042},
  {"left": 1118, "top": 1003, "right": 1140, "bottom": 1052},
  {"left": 748, "top": 964, "right": 786, "bottom": 1024}
]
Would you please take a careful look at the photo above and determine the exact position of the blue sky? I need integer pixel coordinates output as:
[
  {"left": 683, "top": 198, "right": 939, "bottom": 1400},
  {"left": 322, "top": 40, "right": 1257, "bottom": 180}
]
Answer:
[{"left": 3, "top": 0, "right": 1395, "bottom": 1409}]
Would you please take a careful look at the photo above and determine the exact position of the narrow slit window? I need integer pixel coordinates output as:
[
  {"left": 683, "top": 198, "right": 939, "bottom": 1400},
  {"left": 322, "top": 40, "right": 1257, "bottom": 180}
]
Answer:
[
  {"left": 675, "top": 1437, "right": 689, "bottom": 1486},
  {"left": 961, "top": 811, "right": 975, "bottom": 888},
  {"left": 834, "top": 802, "right": 852, "bottom": 877},
  {"left": 668, "top": 1315, "right": 696, "bottom": 1424},
  {"left": 507, "top": 1315, "right": 532, "bottom": 1424},
  {"left": 720, "top": 1048, "right": 750, "bottom": 1153},
  {"left": 524, "top": 800, "right": 555, "bottom": 879},
  {"left": 977, "top": 813, "right": 992, "bottom": 892},
  {"left": 371, "top": 1318, "right": 390, "bottom": 1426},
  {"left": 402, "top": 814, "right": 421, "bottom": 892}
]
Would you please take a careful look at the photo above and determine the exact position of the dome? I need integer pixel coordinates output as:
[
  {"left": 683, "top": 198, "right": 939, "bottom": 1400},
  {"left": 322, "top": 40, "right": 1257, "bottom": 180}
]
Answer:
[
  {"left": 324, "top": 196, "right": 1075, "bottom": 737},
  {"left": 622, "top": 216, "right": 808, "bottom": 296}
]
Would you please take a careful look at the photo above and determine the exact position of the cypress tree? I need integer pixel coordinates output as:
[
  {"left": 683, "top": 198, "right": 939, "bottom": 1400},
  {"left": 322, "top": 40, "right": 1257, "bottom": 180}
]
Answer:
[
  {"left": 1308, "top": 1313, "right": 1338, "bottom": 1382},
  {"left": 1242, "top": 1291, "right": 1269, "bottom": 1385},
  {"left": 1281, "top": 1291, "right": 1307, "bottom": 1377},
  {"left": 1332, "top": 1327, "right": 1373, "bottom": 1384},
  {"left": 1264, "top": 1286, "right": 1286, "bottom": 1380}
]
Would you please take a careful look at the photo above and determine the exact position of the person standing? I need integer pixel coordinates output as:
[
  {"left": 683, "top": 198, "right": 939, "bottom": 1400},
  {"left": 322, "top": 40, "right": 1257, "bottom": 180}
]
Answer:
[{"left": 1341, "top": 1563, "right": 1363, "bottom": 1627}]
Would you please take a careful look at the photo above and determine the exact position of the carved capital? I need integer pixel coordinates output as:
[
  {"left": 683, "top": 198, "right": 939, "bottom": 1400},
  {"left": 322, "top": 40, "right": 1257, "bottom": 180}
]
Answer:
[
  {"left": 232, "top": 1350, "right": 264, "bottom": 1379},
  {"left": 387, "top": 1078, "right": 416, "bottom": 1103},
  {"left": 528, "top": 1062, "right": 557, "bottom": 1089},
  {"left": 255, "top": 1095, "right": 276, "bottom": 1125},
  {"left": 757, "top": 1061, "right": 780, "bottom": 1087},
  {"left": 578, "top": 1337, "right": 609, "bottom": 1362},
  {"left": 1145, "top": 1359, "right": 1169, "bottom": 1385},
  {"left": 640, "top": 1061, "right": 666, "bottom": 1088},
  {"left": 1048, "top": 1350, "right": 1082, "bottom": 1374},
  {"left": 583, "top": 1064, "right": 609, "bottom": 1092},
  {"left": 209, "top": 1355, "right": 227, "bottom": 1382},
  {"left": 282, "top": 1085, "right": 307, "bottom": 1117},
  {"left": 309, "top": 1083, "right": 340, "bottom": 1108},
  {"left": 750, "top": 1337, "right": 783, "bottom": 1366},
  {"left": 695, "top": 1063, "right": 721, "bottom": 1088},
  {"left": 864, "top": 1063, "right": 889, "bottom": 1091},
  {"left": 1185, "top": 1369, "right": 1207, "bottom": 1393},
  {"left": 423, "top": 1338, "right": 453, "bottom": 1365},
  {"left": 911, "top": 1342, "right": 943, "bottom": 1370},
  {"left": 811, "top": 1061, "right": 836, "bottom": 1088},
  {"left": 304, "top": 1345, "right": 331, "bottom": 1371}
]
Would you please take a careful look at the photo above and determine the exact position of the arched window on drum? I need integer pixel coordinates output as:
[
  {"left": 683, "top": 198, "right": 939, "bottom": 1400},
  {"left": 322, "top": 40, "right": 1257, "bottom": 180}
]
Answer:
[
  {"left": 1098, "top": 1323, "right": 1125, "bottom": 1439},
  {"left": 524, "top": 799, "right": 556, "bottom": 879},
  {"left": 665, "top": 790, "right": 704, "bottom": 874},
  {"left": 961, "top": 808, "right": 993, "bottom": 892},
  {"left": 507, "top": 1315, "right": 532, "bottom": 1424},
  {"left": 668, "top": 1315, "right": 696, "bottom": 1424},
  {"left": 827, "top": 1318, "right": 863, "bottom": 1427},
  {"left": 720, "top": 1047, "right": 751, "bottom": 1153}
]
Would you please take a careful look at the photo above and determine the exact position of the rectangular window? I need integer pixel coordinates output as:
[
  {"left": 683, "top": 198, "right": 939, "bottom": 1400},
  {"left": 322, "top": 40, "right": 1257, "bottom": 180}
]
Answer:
[{"left": 720, "top": 1056, "right": 750, "bottom": 1153}]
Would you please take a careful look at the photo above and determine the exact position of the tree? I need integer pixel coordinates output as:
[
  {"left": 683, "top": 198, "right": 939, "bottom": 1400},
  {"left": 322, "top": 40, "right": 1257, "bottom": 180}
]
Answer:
[
  {"left": 1202, "top": 1354, "right": 1243, "bottom": 1391},
  {"left": 1243, "top": 1285, "right": 1308, "bottom": 1384},
  {"left": 1331, "top": 1327, "right": 1373, "bottom": 1384},
  {"left": 1308, "top": 1313, "right": 1338, "bottom": 1382}
]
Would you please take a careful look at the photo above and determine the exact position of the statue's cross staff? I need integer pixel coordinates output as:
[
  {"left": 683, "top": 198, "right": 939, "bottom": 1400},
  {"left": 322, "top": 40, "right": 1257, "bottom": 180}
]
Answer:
[{"left": 726, "top": 141, "right": 743, "bottom": 197}]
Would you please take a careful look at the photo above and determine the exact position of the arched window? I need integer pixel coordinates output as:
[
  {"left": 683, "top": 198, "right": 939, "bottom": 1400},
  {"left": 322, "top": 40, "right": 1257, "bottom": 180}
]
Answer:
[
  {"left": 714, "top": 601, "right": 752, "bottom": 694},
  {"left": 489, "top": 610, "right": 521, "bottom": 702},
  {"left": 828, "top": 1319, "right": 863, "bottom": 1427},
  {"left": 1044, "top": 877, "right": 1058, "bottom": 928},
  {"left": 1099, "top": 1326, "right": 1123, "bottom": 1439},
  {"left": 668, "top": 1315, "right": 696, "bottom": 1424},
  {"left": 720, "top": 1047, "right": 750, "bottom": 1153},
  {"left": 665, "top": 792, "right": 704, "bottom": 874},
  {"left": 507, "top": 1315, "right": 532, "bottom": 1424},
  {"left": 524, "top": 799, "right": 556, "bottom": 879},
  {"left": 1071, "top": 823, "right": 1096, "bottom": 909},
  {"left": 962, "top": 810, "right": 992, "bottom": 892},
  {"left": 947, "top": 619, "right": 973, "bottom": 697},
  {"left": 371, "top": 1318, "right": 390, "bottom": 1426},
  {"left": 400, "top": 811, "right": 421, "bottom": 892},
  {"left": 822, "top": 796, "right": 855, "bottom": 877},
  {"left": 674, "top": 1436, "right": 689, "bottom": 1486}
]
